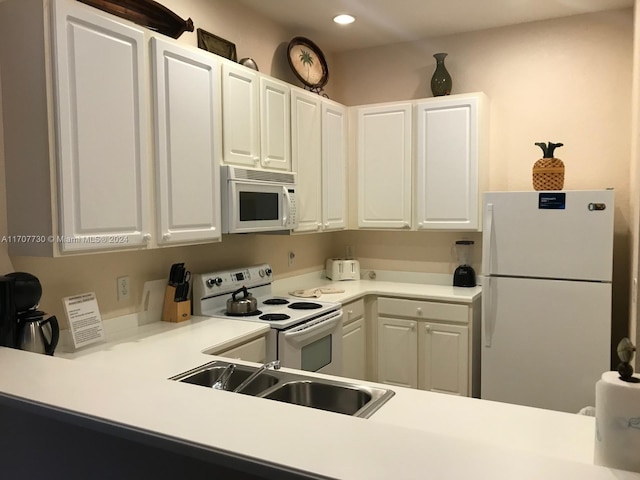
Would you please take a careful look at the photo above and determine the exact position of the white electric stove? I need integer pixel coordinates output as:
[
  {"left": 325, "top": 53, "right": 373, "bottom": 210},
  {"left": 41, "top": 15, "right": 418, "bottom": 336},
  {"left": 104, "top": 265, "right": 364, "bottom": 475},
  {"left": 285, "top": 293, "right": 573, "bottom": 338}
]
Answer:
[{"left": 192, "top": 264, "right": 343, "bottom": 375}]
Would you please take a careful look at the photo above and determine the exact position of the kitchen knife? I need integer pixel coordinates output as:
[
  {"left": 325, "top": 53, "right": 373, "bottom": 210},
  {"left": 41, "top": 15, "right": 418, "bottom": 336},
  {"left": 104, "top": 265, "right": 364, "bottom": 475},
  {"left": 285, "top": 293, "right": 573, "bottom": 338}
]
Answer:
[
  {"left": 168, "top": 263, "right": 185, "bottom": 286},
  {"left": 174, "top": 282, "right": 190, "bottom": 302}
]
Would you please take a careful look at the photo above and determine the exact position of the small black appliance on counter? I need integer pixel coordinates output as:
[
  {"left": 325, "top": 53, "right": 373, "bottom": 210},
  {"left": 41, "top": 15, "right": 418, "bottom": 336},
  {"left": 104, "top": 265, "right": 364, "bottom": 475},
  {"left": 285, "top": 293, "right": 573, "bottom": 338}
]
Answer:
[
  {"left": 0, "top": 272, "right": 59, "bottom": 355},
  {"left": 453, "top": 240, "right": 477, "bottom": 287}
]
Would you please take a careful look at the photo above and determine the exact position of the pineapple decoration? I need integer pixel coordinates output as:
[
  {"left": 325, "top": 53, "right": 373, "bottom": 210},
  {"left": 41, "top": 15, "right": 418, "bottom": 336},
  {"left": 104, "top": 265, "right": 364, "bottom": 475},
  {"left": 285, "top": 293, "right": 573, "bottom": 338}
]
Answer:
[{"left": 532, "top": 141, "right": 565, "bottom": 191}]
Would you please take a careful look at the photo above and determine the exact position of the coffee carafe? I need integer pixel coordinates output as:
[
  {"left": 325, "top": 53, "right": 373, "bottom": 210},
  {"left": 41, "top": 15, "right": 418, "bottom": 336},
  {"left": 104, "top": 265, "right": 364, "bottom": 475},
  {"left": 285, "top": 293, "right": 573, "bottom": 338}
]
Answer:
[
  {"left": 0, "top": 272, "right": 59, "bottom": 355},
  {"left": 453, "top": 240, "right": 476, "bottom": 287}
]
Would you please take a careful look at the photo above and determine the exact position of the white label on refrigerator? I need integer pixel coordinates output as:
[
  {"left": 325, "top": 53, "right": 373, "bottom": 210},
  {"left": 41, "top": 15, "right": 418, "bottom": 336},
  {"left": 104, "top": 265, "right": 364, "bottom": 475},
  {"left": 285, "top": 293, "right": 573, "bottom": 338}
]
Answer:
[{"left": 63, "top": 292, "right": 105, "bottom": 348}]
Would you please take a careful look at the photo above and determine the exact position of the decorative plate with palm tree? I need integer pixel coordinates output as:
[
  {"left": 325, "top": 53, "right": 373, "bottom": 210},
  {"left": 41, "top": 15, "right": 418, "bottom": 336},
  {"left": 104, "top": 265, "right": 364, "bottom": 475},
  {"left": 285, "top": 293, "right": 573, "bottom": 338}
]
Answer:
[{"left": 287, "top": 37, "right": 329, "bottom": 89}]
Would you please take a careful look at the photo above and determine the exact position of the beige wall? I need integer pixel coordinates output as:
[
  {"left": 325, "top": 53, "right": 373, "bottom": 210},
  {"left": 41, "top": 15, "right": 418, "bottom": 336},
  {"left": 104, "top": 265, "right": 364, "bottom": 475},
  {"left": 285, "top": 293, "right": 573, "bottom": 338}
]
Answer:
[{"left": 0, "top": 4, "right": 635, "bottom": 339}]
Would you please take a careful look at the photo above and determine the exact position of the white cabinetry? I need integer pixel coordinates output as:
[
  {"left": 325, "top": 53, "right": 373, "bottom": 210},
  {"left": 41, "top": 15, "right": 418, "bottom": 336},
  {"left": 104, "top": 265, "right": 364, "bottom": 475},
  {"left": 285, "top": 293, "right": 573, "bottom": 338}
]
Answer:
[
  {"left": 377, "top": 297, "right": 475, "bottom": 396},
  {"left": 151, "top": 37, "right": 222, "bottom": 245},
  {"left": 291, "top": 89, "right": 322, "bottom": 232},
  {"left": 210, "top": 335, "right": 267, "bottom": 363},
  {"left": 0, "top": 0, "right": 155, "bottom": 255},
  {"left": 415, "top": 93, "right": 488, "bottom": 230},
  {"left": 356, "top": 104, "right": 412, "bottom": 229},
  {"left": 292, "top": 90, "right": 348, "bottom": 233},
  {"left": 221, "top": 63, "right": 291, "bottom": 171},
  {"left": 354, "top": 93, "right": 488, "bottom": 232},
  {"left": 260, "top": 77, "right": 291, "bottom": 171},
  {"left": 342, "top": 299, "right": 366, "bottom": 381},
  {"left": 321, "top": 101, "right": 348, "bottom": 231},
  {"left": 221, "top": 62, "right": 261, "bottom": 168}
]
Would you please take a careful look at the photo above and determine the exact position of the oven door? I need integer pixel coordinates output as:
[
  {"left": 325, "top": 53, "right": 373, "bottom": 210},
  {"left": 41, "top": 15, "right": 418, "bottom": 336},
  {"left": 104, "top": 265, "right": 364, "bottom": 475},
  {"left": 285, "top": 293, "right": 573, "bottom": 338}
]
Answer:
[
  {"left": 228, "top": 181, "right": 291, "bottom": 233},
  {"left": 278, "top": 310, "right": 343, "bottom": 375}
]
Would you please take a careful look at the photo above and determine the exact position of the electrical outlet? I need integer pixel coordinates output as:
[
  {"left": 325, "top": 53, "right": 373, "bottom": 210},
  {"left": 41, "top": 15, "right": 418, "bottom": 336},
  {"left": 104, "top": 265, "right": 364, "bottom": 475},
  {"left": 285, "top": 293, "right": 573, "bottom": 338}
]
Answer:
[
  {"left": 117, "top": 276, "right": 130, "bottom": 301},
  {"left": 288, "top": 251, "right": 295, "bottom": 267}
]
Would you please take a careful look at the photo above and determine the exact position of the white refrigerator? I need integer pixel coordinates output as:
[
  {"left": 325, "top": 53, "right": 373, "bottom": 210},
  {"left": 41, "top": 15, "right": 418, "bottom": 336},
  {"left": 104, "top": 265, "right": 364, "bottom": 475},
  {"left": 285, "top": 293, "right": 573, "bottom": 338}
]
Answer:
[{"left": 481, "top": 190, "right": 614, "bottom": 413}]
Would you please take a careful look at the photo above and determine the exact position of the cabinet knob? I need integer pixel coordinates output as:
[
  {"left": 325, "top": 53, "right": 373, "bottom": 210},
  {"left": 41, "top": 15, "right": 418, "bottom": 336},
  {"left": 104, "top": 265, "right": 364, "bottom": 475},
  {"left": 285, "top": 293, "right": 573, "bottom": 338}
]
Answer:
[
  {"left": 317, "top": 223, "right": 322, "bottom": 229},
  {"left": 142, "top": 233, "right": 151, "bottom": 242},
  {"left": 324, "top": 223, "right": 330, "bottom": 228},
  {"left": 418, "top": 222, "right": 423, "bottom": 227},
  {"left": 163, "top": 233, "right": 171, "bottom": 240},
  {"left": 411, "top": 323, "right": 416, "bottom": 331},
  {"left": 264, "top": 158, "right": 270, "bottom": 163},
  {"left": 417, "top": 307, "right": 423, "bottom": 315},
  {"left": 426, "top": 325, "right": 432, "bottom": 333},
  {"left": 403, "top": 222, "right": 410, "bottom": 229},
  {"left": 348, "top": 310, "right": 353, "bottom": 317}
]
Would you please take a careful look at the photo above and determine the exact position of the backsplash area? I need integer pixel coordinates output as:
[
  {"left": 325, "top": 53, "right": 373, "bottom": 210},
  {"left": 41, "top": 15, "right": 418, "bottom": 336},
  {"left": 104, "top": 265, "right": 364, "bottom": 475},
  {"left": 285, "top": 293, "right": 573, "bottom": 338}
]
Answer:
[{"left": 9, "top": 231, "right": 478, "bottom": 328}]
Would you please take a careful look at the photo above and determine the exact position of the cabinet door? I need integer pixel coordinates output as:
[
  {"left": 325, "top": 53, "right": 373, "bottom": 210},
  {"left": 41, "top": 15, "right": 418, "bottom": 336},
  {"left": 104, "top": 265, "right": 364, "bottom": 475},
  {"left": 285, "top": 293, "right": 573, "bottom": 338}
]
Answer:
[
  {"left": 357, "top": 104, "right": 412, "bottom": 229},
  {"left": 216, "top": 336, "right": 267, "bottom": 363},
  {"left": 151, "top": 37, "right": 222, "bottom": 245},
  {"left": 53, "top": 1, "right": 150, "bottom": 251},
  {"left": 342, "top": 317, "right": 366, "bottom": 381},
  {"left": 420, "top": 322, "right": 468, "bottom": 396},
  {"left": 291, "top": 89, "right": 322, "bottom": 232},
  {"left": 221, "top": 62, "right": 260, "bottom": 167},
  {"left": 415, "top": 95, "right": 482, "bottom": 230},
  {"left": 260, "top": 77, "right": 291, "bottom": 171},
  {"left": 322, "top": 101, "right": 347, "bottom": 230},
  {"left": 377, "top": 316, "right": 418, "bottom": 388}
]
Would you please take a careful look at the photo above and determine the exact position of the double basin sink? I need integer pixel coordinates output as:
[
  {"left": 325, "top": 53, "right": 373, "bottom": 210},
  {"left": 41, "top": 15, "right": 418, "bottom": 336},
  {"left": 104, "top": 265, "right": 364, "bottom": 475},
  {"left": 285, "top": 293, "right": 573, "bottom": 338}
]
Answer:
[{"left": 170, "top": 360, "right": 395, "bottom": 419}]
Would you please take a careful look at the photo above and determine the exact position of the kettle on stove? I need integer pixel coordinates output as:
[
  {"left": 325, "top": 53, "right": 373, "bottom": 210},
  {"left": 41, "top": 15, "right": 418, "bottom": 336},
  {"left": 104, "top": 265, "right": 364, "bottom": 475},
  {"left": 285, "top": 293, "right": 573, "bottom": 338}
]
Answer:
[{"left": 2, "top": 272, "right": 59, "bottom": 355}]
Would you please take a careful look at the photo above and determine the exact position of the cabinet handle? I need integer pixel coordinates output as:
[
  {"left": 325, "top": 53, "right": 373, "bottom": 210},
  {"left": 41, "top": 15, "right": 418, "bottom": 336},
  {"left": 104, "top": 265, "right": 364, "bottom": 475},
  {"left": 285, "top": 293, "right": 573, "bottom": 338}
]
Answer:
[{"left": 416, "top": 307, "right": 423, "bottom": 316}]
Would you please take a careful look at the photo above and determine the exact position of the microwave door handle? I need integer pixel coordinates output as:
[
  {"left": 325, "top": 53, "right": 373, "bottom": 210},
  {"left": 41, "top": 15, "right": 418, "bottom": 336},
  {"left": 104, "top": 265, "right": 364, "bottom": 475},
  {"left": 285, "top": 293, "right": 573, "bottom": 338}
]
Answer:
[{"left": 282, "top": 186, "right": 291, "bottom": 227}]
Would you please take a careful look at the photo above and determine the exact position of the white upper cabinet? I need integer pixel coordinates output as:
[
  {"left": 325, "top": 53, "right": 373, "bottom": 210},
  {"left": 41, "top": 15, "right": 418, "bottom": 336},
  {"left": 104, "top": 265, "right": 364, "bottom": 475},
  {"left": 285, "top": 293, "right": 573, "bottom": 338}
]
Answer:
[
  {"left": 260, "top": 77, "right": 291, "bottom": 171},
  {"left": 53, "top": 0, "right": 151, "bottom": 251},
  {"left": 221, "top": 62, "right": 261, "bottom": 168},
  {"left": 151, "top": 37, "right": 222, "bottom": 245},
  {"left": 357, "top": 103, "right": 412, "bottom": 229},
  {"left": 415, "top": 93, "right": 488, "bottom": 231},
  {"left": 322, "top": 101, "right": 348, "bottom": 231},
  {"left": 291, "top": 89, "right": 323, "bottom": 232}
]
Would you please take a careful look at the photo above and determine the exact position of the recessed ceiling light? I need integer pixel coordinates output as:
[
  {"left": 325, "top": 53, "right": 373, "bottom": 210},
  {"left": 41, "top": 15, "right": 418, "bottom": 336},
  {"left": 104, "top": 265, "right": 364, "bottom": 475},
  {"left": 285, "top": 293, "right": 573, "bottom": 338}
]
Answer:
[{"left": 333, "top": 14, "right": 355, "bottom": 25}]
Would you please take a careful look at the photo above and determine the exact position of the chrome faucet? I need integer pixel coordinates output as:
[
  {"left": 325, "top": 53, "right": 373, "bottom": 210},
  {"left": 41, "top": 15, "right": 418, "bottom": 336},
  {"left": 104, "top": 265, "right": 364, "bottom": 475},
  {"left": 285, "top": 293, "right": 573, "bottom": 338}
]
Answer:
[
  {"left": 212, "top": 363, "right": 236, "bottom": 390},
  {"left": 233, "top": 360, "right": 281, "bottom": 393}
]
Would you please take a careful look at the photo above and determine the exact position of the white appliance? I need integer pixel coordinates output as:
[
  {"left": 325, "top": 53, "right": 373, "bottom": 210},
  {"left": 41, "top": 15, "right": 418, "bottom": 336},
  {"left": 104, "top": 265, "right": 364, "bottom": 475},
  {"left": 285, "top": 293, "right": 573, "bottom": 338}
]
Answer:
[
  {"left": 193, "top": 264, "right": 343, "bottom": 375},
  {"left": 481, "top": 190, "right": 614, "bottom": 413},
  {"left": 325, "top": 258, "right": 360, "bottom": 281},
  {"left": 221, "top": 166, "right": 298, "bottom": 234}
]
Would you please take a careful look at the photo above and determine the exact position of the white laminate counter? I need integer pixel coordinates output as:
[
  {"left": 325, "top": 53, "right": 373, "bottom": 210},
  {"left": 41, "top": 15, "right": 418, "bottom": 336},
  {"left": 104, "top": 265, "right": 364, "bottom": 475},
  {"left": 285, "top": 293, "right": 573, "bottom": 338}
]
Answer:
[{"left": 0, "top": 275, "right": 637, "bottom": 479}]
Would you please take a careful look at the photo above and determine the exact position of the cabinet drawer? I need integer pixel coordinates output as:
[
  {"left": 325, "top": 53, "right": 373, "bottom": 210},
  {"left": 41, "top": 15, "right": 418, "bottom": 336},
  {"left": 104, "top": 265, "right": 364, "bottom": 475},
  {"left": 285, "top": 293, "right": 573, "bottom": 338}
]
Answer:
[
  {"left": 378, "top": 297, "right": 468, "bottom": 324},
  {"left": 343, "top": 298, "right": 365, "bottom": 325}
]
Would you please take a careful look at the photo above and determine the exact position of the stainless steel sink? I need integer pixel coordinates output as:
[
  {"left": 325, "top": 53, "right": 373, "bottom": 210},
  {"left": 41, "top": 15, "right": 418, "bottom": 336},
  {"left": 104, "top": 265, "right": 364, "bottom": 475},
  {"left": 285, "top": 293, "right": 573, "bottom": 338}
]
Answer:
[
  {"left": 170, "top": 361, "right": 395, "bottom": 418},
  {"left": 171, "top": 364, "right": 279, "bottom": 396}
]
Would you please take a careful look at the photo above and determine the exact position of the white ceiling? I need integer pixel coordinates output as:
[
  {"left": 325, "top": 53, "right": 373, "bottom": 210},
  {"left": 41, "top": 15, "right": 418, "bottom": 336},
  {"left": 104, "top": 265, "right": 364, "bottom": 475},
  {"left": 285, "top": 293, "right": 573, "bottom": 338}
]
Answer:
[{"left": 235, "top": 0, "right": 634, "bottom": 52}]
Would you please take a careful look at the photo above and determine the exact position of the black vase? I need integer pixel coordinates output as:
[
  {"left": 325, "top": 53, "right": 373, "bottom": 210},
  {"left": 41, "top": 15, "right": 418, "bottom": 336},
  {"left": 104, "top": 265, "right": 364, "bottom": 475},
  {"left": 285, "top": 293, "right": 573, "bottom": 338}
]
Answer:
[{"left": 430, "top": 53, "right": 452, "bottom": 96}]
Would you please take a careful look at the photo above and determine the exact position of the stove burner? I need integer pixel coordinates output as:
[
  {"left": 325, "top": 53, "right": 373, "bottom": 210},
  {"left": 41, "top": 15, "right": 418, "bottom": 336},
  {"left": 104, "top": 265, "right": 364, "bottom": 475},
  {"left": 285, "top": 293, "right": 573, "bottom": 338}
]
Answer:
[
  {"left": 225, "top": 310, "right": 262, "bottom": 317},
  {"left": 263, "top": 298, "right": 290, "bottom": 306},
  {"left": 288, "top": 302, "right": 322, "bottom": 310},
  {"left": 259, "top": 313, "right": 291, "bottom": 321}
]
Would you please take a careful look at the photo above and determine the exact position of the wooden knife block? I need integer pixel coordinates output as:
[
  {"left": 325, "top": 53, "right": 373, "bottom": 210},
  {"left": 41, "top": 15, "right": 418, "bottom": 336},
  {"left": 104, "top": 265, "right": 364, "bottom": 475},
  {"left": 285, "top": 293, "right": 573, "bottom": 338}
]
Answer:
[{"left": 162, "top": 285, "right": 191, "bottom": 323}]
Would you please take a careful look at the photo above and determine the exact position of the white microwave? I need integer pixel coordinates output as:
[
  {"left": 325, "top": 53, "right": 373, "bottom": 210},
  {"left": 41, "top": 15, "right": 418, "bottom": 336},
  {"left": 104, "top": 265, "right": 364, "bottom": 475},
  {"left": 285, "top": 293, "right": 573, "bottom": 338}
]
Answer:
[{"left": 221, "top": 166, "right": 298, "bottom": 234}]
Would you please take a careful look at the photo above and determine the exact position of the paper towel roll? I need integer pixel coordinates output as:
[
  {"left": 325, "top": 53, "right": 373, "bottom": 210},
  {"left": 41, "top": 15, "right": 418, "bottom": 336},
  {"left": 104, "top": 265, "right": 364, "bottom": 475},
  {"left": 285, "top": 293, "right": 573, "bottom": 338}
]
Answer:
[{"left": 594, "top": 371, "right": 640, "bottom": 473}]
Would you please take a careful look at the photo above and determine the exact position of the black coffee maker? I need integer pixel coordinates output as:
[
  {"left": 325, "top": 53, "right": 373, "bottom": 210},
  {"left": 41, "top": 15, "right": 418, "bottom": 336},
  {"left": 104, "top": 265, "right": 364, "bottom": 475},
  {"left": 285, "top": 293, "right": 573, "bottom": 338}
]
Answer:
[{"left": 0, "top": 272, "right": 59, "bottom": 355}]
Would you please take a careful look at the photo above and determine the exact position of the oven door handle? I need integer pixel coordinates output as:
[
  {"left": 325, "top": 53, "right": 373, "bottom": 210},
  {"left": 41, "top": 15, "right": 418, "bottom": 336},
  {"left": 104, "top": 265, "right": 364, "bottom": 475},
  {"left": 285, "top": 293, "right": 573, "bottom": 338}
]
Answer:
[{"left": 282, "top": 311, "right": 343, "bottom": 347}]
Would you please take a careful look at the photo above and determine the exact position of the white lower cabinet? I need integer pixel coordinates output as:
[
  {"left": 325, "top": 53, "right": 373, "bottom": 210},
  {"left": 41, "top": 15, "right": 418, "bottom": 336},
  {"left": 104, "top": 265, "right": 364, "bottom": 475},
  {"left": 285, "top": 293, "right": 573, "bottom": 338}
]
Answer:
[
  {"left": 213, "top": 336, "right": 267, "bottom": 363},
  {"left": 377, "top": 297, "right": 472, "bottom": 396},
  {"left": 342, "top": 299, "right": 366, "bottom": 381}
]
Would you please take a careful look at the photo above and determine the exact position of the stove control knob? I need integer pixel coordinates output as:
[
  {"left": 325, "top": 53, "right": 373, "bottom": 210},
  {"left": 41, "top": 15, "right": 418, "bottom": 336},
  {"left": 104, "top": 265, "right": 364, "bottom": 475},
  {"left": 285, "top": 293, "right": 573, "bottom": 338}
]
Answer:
[
  {"left": 206, "top": 277, "right": 223, "bottom": 288},
  {"left": 259, "top": 269, "right": 265, "bottom": 278},
  {"left": 265, "top": 268, "right": 272, "bottom": 277}
]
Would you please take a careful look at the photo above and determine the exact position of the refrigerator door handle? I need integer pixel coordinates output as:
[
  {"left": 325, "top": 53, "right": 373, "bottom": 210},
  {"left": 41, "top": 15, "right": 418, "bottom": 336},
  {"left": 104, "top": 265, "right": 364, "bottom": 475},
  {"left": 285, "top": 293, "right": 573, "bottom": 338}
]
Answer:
[
  {"left": 483, "top": 276, "right": 494, "bottom": 347},
  {"left": 483, "top": 203, "right": 494, "bottom": 276}
]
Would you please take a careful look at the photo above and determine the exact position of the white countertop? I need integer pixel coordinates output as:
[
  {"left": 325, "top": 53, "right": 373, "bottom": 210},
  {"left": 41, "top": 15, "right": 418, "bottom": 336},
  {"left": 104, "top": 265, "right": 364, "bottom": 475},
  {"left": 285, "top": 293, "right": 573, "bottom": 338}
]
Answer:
[{"left": 1, "top": 275, "right": 637, "bottom": 479}]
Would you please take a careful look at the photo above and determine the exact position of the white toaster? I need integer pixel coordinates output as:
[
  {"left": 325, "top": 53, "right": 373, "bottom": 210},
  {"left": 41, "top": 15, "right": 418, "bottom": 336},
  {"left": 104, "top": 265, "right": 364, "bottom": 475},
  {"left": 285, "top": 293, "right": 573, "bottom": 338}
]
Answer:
[{"left": 326, "top": 259, "right": 360, "bottom": 281}]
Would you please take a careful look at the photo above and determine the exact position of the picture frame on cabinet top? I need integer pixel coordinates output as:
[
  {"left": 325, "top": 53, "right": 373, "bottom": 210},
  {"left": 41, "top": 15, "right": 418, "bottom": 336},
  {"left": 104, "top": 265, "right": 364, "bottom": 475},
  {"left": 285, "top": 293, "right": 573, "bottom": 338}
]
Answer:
[{"left": 197, "top": 28, "right": 237, "bottom": 61}]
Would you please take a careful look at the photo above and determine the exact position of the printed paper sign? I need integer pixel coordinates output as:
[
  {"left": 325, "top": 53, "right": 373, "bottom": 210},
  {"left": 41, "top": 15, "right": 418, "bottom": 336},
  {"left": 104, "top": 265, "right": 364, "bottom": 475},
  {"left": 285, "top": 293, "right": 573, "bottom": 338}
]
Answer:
[{"left": 63, "top": 292, "right": 105, "bottom": 349}]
